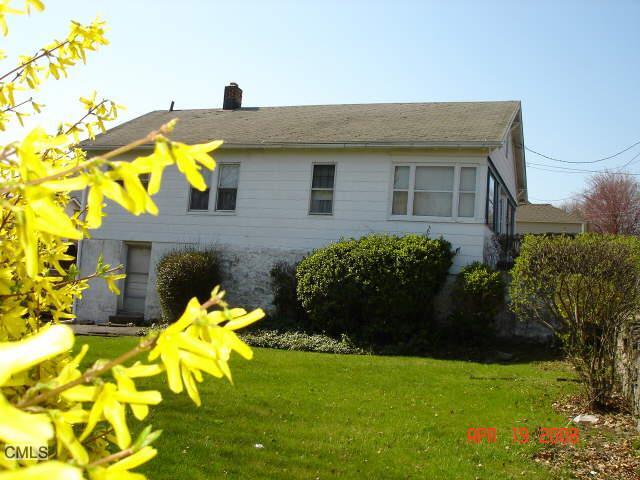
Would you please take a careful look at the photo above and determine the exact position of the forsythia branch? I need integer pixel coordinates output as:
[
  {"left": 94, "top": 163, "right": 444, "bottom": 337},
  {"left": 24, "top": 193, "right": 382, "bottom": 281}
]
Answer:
[
  {"left": 0, "top": 120, "right": 175, "bottom": 194},
  {"left": 18, "top": 335, "right": 159, "bottom": 408}
]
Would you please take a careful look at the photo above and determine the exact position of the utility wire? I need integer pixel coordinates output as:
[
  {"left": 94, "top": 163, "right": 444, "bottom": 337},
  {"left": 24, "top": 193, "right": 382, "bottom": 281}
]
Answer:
[
  {"left": 529, "top": 195, "right": 578, "bottom": 202},
  {"left": 617, "top": 149, "right": 640, "bottom": 169},
  {"left": 528, "top": 162, "right": 640, "bottom": 176},
  {"left": 524, "top": 139, "right": 640, "bottom": 164}
]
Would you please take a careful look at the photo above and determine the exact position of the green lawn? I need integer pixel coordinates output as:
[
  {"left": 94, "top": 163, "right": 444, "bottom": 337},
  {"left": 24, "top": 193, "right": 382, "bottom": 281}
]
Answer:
[{"left": 81, "top": 337, "right": 577, "bottom": 479}]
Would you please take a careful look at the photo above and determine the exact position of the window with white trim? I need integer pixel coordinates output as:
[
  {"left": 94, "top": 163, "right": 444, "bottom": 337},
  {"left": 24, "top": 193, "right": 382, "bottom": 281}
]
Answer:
[
  {"left": 188, "top": 171, "right": 211, "bottom": 211},
  {"left": 391, "top": 165, "right": 476, "bottom": 218},
  {"left": 215, "top": 164, "right": 239, "bottom": 211},
  {"left": 392, "top": 166, "right": 409, "bottom": 215},
  {"left": 458, "top": 167, "right": 476, "bottom": 217},
  {"left": 309, "top": 164, "right": 335, "bottom": 214},
  {"left": 188, "top": 163, "right": 239, "bottom": 212}
]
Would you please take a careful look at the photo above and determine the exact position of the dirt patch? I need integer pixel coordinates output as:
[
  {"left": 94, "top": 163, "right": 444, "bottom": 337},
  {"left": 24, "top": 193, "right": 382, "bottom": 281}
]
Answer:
[{"left": 534, "top": 394, "right": 640, "bottom": 479}]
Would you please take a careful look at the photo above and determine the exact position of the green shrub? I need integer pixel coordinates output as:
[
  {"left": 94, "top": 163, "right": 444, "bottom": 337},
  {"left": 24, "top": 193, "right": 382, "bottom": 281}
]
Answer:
[
  {"left": 156, "top": 247, "right": 222, "bottom": 321},
  {"left": 239, "top": 329, "right": 365, "bottom": 355},
  {"left": 268, "top": 261, "right": 309, "bottom": 330},
  {"left": 450, "top": 262, "right": 505, "bottom": 341},
  {"left": 510, "top": 234, "right": 640, "bottom": 408},
  {"left": 296, "top": 234, "right": 454, "bottom": 345}
]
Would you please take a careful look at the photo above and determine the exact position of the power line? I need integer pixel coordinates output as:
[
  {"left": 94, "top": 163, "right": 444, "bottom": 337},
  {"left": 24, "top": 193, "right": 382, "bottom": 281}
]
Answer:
[
  {"left": 618, "top": 149, "right": 640, "bottom": 169},
  {"left": 524, "top": 139, "right": 640, "bottom": 164},
  {"left": 529, "top": 195, "right": 578, "bottom": 202},
  {"left": 528, "top": 163, "right": 640, "bottom": 176}
]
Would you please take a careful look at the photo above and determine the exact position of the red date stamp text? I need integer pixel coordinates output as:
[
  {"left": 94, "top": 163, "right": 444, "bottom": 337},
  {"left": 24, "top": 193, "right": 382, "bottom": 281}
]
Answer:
[{"left": 467, "top": 427, "right": 579, "bottom": 445}]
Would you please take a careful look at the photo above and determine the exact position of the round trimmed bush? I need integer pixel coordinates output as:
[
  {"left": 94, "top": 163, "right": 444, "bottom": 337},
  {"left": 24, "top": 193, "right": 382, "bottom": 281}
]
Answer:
[
  {"left": 449, "top": 262, "right": 505, "bottom": 341},
  {"left": 156, "top": 247, "right": 222, "bottom": 321},
  {"left": 296, "top": 234, "right": 454, "bottom": 345}
]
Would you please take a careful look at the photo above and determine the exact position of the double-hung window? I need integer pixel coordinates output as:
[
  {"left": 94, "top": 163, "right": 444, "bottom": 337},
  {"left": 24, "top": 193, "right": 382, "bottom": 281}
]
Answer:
[
  {"left": 188, "top": 174, "right": 211, "bottom": 211},
  {"left": 188, "top": 163, "right": 240, "bottom": 212},
  {"left": 215, "top": 164, "right": 239, "bottom": 211},
  {"left": 392, "top": 166, "right": 410, "bottom": 215},
  {"left": 309, "top": 164, "right": 335, "bottom": 214},
  {"left": 391, "top": 165, "right": 476, "bottom": 218},
  {"left": 458, "top": 167, "right": 476, "bottom": 217}
]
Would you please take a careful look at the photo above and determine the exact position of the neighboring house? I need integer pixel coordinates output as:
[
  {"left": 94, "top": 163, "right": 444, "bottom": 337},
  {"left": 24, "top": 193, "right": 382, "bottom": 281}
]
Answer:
[
  {"left": 76, "top": 83, "right": 527, "bottom": 323},
  {"left": 516, "top": 203, "right": 585, "bottom": 234}
]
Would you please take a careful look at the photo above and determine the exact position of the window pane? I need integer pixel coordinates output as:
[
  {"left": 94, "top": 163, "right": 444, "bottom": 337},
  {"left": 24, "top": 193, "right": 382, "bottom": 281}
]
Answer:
[
  {"left": 393, "top": 166, "right": 409, "bottom": 189},
  {"left": 140, "top": 173, "right": 150, "bottom": 191},
  {"left": 392, "top": 191, "right": 408, "bottom": 215},
  {"left": 312, "top": 165, "right": 335, "bottom": 189},
  {"left": 189, "top": 170, "right": 211, "bottom": 211},
  {"left": 216, "top": 188, "right": 237, "bottom": 211},
  {"left": 458, "top": 192, "right": 475, "bottom": 217},
  {"left": 189, "top": 188, "right": 209, "bottom": 211},
  {"left": 487, "top": 174, "right": 496, "bottom": 228},
  {"left": 500, "top": 192, "right": 508, "bottom": 233},
  {"left": 413, "top": 192, "right": 452, "bottom": 216},
  {"left": 414, "top": 166, "right": 454, "bottom": 191},
  {"left": 488, "top": 175, "right": 495, "bottom": 201},
  {"left": 487, "top": 200, "right": 494, "bottom": 227},
  {"left": 219, "top": 165, "right": 239, "bottom": 188},
  {"left": 310, "top": 190, "right": 333, "bottom": 214},
  {"left": 460, "top": 167, "right": 476, "bottom": 192}
]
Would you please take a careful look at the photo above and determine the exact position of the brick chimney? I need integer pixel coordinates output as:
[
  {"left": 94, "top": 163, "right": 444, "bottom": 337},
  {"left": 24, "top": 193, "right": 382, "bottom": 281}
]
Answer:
[{"left": 223, "top": 82, "right": 242, "bottom": 110}]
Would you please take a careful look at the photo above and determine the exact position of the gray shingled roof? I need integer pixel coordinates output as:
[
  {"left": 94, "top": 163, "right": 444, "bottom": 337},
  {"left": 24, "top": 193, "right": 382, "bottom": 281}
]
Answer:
[
  {"left": 517, "top": 203, "right": 584, "bottom": 224},
  {"left": 82, "top": 101, "right": 521, "bottom": 149}
]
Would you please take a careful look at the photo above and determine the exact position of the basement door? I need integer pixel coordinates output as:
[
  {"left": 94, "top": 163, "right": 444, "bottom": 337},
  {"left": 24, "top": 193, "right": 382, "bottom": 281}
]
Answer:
[{"left": 122, "top": 244, "right": 151, "bottom": 314}]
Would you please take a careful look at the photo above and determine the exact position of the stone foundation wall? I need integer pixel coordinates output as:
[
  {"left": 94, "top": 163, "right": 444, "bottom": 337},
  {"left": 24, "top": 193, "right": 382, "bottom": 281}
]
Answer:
[
  {"left": 617, "top": 323, "right": 640, "bottom": 423},
  {"left": 76, "top": 239, "right": 306, "bottom": 323},
  {"left": 76, "top": 239, "right": 553, "bottom": 342},
  {"left": 217, "top": 246, "right": 306, "bottom": 311}
]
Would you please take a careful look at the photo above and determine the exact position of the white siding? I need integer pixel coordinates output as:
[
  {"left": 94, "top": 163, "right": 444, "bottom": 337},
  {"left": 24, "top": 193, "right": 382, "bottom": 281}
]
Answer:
[
  {"left": 516, "top": 221, "right": 584, "bottom": 234},
  {"left": 488, "top": 132, "right": 517, "bottom": 200},
  {"left": 93, "top": 149, "right": 490, "bottom": 270}
]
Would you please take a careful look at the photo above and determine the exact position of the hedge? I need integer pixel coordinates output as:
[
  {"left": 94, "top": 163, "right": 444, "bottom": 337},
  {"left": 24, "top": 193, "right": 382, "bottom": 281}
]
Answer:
[
  {"left": 296, "top": 234, "right": 454, "bottom": 345},
  {"left": 510, "top": 233, "right": 640, "bottom": 408},
  {"left": 156, "top": 247, "right": 222, "bottom": 321},
  {"left": 268, "top": 261, "right": 309, "bottom": 330},
  {"left": 449, "top": 262, "right": 505, "bottom": 341}
]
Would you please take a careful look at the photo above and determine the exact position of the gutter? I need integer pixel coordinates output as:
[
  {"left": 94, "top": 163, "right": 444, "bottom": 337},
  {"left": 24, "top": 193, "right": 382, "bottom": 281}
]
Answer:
[
  {"left": 71, "top": 186, "right": 88, "bottom": 319},
  {"left": 81, "top": 140, "right": 503, "bottom": 152}
]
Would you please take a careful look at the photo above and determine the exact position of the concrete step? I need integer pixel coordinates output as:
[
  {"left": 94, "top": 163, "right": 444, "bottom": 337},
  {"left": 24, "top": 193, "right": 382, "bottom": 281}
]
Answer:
[{"left": 109, "top": 313, "right": 145, "bottom": 326}]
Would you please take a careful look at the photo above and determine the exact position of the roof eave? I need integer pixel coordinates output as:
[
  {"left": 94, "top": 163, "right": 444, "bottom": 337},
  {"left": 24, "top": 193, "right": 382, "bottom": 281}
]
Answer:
[
  {"left": 517, "top": 219, "right": 585, "bottom": 225},
  {"left": 510, "top": 107, "right": 528, "bottom": 204},
  {"left": 82, "top": 140, "right": 502, "bottom": 152}
]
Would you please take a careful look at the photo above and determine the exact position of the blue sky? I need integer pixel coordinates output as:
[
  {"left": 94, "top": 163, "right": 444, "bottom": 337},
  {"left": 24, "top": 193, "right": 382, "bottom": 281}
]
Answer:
[{"left": 3, "top": 0, "right": 640, "bottom": 203}]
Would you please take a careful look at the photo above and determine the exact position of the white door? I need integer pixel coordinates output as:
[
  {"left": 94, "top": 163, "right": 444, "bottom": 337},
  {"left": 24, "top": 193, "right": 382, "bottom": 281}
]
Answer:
[{"left": 122, "top": 245, "right": 151, "bottom": 314}]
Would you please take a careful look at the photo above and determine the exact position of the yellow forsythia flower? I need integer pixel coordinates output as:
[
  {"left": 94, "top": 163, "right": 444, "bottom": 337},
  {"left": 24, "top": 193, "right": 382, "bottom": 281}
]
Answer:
[
  {"left": 149, "top": 297, "right": 264, "bottom": 405},
  {"left": 0, "top": 461, "right": 83, "bottom": 480},
  {"left": 0, "top": 324, "right": 74, "bottom": 385}
]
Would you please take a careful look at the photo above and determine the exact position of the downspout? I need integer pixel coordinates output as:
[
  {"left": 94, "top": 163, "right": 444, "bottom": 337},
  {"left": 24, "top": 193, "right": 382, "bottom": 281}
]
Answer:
[{"left": 71, "top": 186, "right": 88, "bottom": 320}]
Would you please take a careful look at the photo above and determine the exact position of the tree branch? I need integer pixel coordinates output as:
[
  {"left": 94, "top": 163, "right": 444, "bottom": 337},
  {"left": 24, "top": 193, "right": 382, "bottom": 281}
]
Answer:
[
  {"left": 18, "top": 335, "right": 158, "bottom": 409},
  {"left": 0, "top": 120, "right": 175, "bottom": 194},
  {"left": 0, "top": 40, "right": 70, "bottom": 83}
]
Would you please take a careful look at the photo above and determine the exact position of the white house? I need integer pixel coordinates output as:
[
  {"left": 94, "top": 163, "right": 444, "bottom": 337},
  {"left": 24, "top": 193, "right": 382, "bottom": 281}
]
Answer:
[{"left": 76, "top": 84, "right": 527, "bottom": 324}]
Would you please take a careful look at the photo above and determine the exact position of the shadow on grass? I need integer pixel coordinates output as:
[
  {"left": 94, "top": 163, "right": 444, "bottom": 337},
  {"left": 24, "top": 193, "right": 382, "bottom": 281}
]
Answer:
[
  {"left": 373, "top": 336, "right": 566, "bottom": 365},
  {"left": 428, "top": 339, "right": 564, "bottom": 364},
  {"left": 247, "top": 319, "right": 566, "bottom": 366}
]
